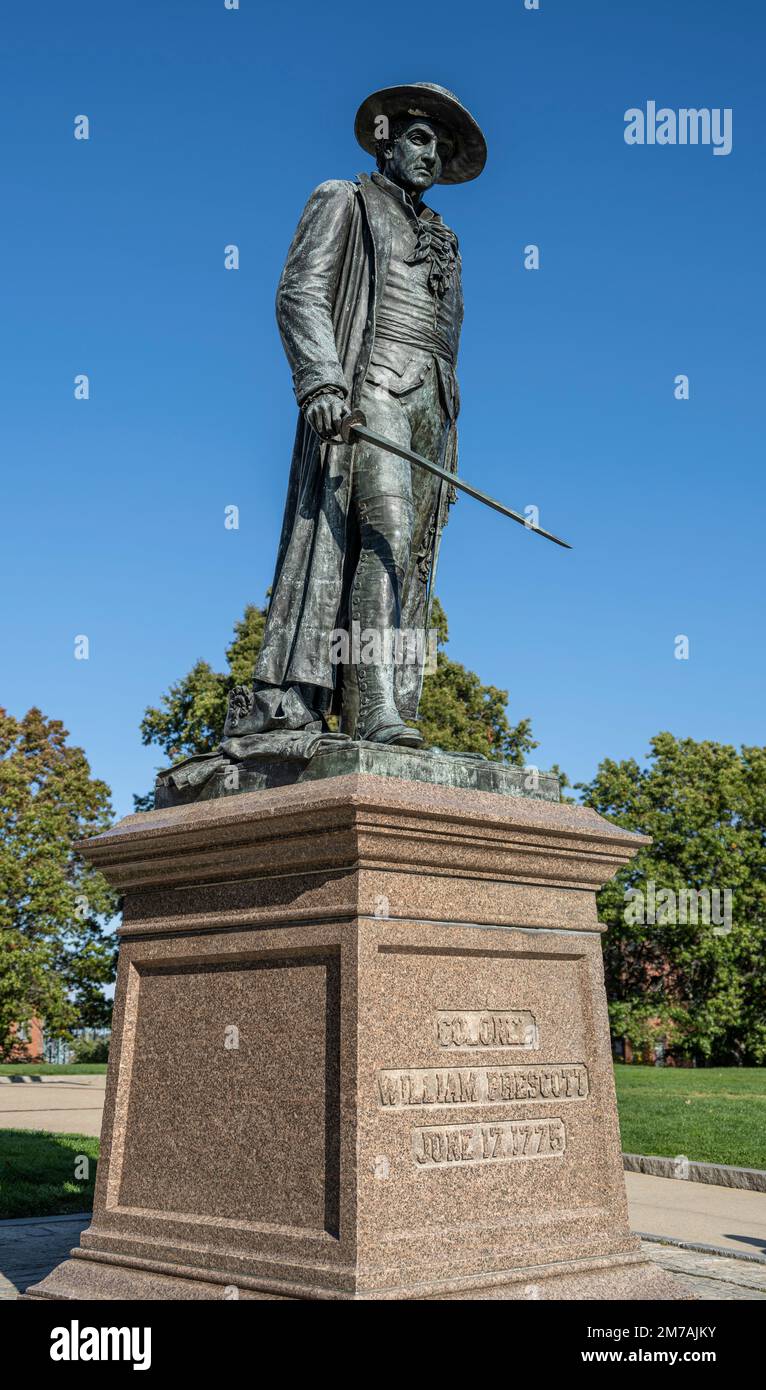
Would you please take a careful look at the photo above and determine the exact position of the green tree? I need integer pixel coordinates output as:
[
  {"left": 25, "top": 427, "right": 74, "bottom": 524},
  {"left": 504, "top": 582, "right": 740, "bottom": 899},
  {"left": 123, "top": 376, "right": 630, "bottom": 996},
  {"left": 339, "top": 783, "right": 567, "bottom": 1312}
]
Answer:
[
  {"left": 578, "top": 733, "right": 766, "bottom": 1064},
  {"left": 0, "top": 708, "right": 118, "bottom": 1060},
  {"left": 139, "top": 604, "right": 268, "bottom": 767},
  {"left": 138, "top": 597, "right": 539, "bottom": 790},
  {"left": 418, "top": 598, "right": 537, "bottom": 762}
]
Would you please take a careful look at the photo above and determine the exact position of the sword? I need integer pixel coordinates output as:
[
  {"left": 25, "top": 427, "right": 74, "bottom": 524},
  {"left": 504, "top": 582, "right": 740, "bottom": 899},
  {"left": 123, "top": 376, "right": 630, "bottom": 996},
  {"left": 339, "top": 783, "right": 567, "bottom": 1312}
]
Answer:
[{"left": 340, "top": 410, "right": 572, "bottom": 550}]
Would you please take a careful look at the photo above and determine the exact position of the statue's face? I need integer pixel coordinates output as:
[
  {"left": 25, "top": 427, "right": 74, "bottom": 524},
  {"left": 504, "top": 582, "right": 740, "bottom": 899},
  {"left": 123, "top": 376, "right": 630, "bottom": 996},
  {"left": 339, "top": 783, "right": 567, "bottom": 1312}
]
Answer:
[{"left": 382, "top": 118, "right": 453, "bottom": 195}]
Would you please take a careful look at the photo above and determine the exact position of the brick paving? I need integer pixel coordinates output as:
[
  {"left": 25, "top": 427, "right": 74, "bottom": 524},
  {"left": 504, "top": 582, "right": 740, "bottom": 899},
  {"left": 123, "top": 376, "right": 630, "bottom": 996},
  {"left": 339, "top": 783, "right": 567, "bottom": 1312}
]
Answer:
[{"left": 642, "top": 1240, "right": 766, "bottom": 1300}]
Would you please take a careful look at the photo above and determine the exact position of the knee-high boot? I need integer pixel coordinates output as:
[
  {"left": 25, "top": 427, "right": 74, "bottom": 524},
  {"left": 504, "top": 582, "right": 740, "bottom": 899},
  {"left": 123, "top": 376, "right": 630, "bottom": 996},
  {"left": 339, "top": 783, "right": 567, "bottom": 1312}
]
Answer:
[{"left": 342, "top": 495, "right": 423, "bottom": 747}]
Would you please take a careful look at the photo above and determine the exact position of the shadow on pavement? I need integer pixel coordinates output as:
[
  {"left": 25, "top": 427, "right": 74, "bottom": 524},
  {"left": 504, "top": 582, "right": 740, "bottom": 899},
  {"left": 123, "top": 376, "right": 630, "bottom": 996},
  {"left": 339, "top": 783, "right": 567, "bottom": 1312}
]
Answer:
[{"left": 0, "top": 1214, "right": 92, "bottom": 1299}]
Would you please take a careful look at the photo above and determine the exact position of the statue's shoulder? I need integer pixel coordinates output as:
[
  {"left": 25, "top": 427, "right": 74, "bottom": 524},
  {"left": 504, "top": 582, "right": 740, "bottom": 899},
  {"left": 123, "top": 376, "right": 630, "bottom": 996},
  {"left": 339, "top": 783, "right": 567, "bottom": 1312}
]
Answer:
[{"left": 306, "top": 178, "right": 359, "bottom": 206}]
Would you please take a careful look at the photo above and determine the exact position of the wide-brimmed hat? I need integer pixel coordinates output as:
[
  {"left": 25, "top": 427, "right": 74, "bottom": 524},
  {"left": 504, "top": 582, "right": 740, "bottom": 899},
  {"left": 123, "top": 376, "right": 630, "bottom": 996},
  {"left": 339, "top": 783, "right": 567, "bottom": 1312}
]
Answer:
[{"left": 354, "top": 82, "right": 487, "bottom": 185}]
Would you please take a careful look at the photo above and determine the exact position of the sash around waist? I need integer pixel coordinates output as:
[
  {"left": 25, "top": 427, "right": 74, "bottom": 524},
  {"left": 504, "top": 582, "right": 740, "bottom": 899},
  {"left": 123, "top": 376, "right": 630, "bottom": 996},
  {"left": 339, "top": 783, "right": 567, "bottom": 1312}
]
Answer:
[{"left": 373, "top": 322, "right": 455, "bottom": 366}]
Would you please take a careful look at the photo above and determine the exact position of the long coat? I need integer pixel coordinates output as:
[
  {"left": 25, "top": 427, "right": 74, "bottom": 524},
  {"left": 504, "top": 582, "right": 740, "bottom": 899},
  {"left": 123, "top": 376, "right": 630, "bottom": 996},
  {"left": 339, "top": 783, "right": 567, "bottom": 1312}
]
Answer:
[{"left": 254, "top": 173, "right": 461, "bottom": 719}]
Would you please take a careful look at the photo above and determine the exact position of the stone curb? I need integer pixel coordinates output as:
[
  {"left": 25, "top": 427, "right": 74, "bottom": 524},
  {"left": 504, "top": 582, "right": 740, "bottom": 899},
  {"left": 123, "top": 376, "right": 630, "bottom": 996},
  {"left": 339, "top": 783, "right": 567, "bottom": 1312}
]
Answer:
[
  {"left": 0, "top": 1212, "right": 92, "bottom": 1228},
  {"left": 639, "top": 1232, "right": 766, "bottom": 1266},
  {"left": 0, "top": 1074, "right": 106, "bottom": 1085},
  {"left": 624, "top": 1151, "right": 766, "bottom": 1192}
]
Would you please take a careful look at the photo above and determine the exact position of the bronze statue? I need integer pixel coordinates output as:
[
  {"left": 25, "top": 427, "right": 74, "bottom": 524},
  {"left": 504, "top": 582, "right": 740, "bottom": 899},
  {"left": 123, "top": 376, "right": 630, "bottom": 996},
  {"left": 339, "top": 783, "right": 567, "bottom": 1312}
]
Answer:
[
  {"left": 156, "top": 83, "right": 568, "bottom": 805},
  {"left": 238, "top": 83, "right": 488, "bottom": 749}
]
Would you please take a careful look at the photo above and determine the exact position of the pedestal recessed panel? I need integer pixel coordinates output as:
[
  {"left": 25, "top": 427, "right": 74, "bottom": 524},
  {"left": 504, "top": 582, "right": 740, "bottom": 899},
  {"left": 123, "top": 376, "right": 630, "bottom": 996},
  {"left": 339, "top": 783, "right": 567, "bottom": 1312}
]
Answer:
[
  {"left": 114, "top": 952, "right": 340, "bottom": 1235},
  {"left": 359, "top": 931, "right": 627, "bottom": 1266}
]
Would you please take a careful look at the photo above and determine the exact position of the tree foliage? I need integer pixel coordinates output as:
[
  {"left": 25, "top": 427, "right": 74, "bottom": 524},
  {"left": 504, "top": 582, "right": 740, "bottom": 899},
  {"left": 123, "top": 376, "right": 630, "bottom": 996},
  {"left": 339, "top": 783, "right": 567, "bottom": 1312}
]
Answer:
[
  {"left": 578, "top": 733, "right": 766, "bottom": 1064},
  {"left": 418, "top": 599, "right": 537, "bottom": 763},
  {"left": 0, "top": 708, "right": 118, "bottom": 1060},
  {"left": 139, "top": 605, "right": 268, "bottom": 765}
]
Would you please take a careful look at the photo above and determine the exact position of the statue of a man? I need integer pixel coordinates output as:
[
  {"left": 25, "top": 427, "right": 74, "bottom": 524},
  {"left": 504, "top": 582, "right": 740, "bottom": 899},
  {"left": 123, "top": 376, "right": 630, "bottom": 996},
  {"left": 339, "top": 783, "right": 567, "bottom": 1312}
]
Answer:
[{"left": 237, "top": 83, "right": 487, "bottom": 749}]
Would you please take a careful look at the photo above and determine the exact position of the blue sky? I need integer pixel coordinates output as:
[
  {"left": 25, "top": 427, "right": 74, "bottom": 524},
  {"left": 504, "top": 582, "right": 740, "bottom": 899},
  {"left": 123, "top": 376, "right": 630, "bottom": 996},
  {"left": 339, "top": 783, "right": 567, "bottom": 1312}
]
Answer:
[{"left": 1, "top": 0, "right": 763, "bottom": 818}]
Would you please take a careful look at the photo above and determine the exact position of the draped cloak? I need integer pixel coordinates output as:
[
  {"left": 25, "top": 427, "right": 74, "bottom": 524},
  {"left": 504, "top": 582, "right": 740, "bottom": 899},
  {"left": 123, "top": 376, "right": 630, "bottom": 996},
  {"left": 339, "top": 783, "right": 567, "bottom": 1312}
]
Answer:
[{"left": 254, "top": 173, "right": 462, "bottom": 720}]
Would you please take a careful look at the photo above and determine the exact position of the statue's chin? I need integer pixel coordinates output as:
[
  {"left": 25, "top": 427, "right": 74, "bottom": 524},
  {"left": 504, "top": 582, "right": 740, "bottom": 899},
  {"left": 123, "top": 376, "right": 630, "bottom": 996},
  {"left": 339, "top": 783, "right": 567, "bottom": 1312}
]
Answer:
[
  {"left": 399, "top": 178, "right": 435, "bottom": 199},
  {"left": 387, "top": 168, "right": 436, "bottom": 195}
]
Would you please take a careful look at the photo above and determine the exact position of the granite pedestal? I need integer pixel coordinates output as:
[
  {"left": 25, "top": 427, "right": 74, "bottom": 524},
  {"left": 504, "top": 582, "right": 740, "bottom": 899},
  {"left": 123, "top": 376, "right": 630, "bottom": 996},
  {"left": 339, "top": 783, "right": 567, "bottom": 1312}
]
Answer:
[{"left": 25, "top": 772, "right": 686, "bottom": 1300}]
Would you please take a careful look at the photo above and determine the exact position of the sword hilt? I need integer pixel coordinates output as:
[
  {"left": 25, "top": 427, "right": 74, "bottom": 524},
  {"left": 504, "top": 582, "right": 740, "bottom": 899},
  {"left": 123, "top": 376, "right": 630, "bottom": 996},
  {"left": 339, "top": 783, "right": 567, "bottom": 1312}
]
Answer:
[{"left": 340, "top": 409, "right": 367, "bottom": 445}]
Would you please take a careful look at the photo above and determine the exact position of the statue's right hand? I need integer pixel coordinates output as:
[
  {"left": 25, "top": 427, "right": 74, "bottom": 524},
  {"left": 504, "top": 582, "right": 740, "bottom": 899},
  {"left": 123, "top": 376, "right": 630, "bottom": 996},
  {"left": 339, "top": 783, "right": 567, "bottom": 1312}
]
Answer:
[{"left": 303, "top": 390, "right": 347, "bottom": 441}]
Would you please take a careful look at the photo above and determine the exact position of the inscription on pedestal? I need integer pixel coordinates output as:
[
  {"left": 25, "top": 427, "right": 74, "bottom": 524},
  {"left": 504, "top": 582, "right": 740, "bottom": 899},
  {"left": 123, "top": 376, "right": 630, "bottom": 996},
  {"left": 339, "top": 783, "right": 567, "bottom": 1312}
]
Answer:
[
  {"left": 436, "top": 1009, "right": 538, "bottom": 1050},
  {"left": 413, "top": 1118, "right": 566, "bottom": 1167},
  {"left": 379, "top": 1064, "right": 589, "bottom": 1109}
]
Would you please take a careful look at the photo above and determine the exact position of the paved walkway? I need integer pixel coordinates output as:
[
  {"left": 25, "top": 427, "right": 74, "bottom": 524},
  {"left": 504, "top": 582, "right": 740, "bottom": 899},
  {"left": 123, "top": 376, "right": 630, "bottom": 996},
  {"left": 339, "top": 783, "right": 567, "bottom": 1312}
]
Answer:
[
  {"left": 626, "top": 1171, "right": 766, "bottom": 1258},
  {"left": 0, "top": 1075, "right": 105, "bottom": 1138},
  {"left": 0, "top": 1213, "right": 92, "bottom": 1301},
  {"left": 1, "top": 1211, "right": 764, "bottom": 1300},
  {"left": 643, "top": 1241, "right": 766, "bottom": 1300}
]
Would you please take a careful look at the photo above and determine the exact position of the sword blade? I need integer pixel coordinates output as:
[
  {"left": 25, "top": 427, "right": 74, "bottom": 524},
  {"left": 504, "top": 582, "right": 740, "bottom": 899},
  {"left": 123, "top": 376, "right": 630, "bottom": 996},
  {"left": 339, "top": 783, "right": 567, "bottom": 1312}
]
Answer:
[{"left": 343, "top": 417, "right": 572, "bottom": 550}]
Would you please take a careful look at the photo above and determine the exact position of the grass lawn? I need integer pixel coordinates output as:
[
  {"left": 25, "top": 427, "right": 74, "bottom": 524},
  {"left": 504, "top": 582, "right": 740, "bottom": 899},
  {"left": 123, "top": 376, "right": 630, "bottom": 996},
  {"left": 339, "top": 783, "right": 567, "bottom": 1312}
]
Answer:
[
  {"left": 0, "top": 1129, "right": 98, "bottom": 1219},
  {"left": 0, "top": 1063, "right": 107, "bottom": 1076},
  {"left": 614, "top": 1065, "right": 766, "bottom": 1169}
]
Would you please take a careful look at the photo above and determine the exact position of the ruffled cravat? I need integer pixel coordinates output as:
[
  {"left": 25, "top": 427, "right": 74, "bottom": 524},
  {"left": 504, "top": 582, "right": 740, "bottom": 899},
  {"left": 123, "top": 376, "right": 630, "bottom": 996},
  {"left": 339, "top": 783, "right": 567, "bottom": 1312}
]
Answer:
[{"left": 405, "top": 217, "right": 459, "bottom": 299}]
